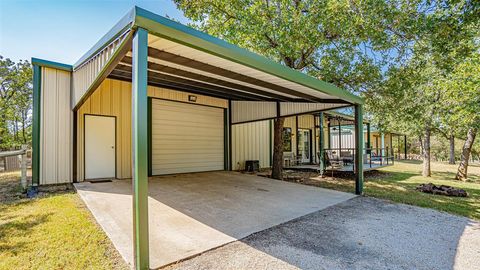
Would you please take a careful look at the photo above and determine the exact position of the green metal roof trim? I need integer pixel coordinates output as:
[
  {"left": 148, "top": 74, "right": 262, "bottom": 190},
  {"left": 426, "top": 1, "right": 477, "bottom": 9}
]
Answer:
[
  {"left": 133, "top": 7, "right": 363, "bottom": 104},
  {"left": 31, "top": 58, "right": 72, "bottom": 72},
  {"left": 70, "top": 6, "right": 363, "bottom": 104}
]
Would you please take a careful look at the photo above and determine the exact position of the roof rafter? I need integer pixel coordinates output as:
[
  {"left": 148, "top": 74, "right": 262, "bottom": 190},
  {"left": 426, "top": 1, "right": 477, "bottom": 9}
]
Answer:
[{"left": 120, "top": 56, "right": 293, "bottom": 101}]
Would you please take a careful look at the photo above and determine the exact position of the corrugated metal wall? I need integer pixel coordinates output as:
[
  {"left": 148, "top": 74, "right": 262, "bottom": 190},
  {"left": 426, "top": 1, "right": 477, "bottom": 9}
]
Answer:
[
  {"left": 231, "top": 120, "right": 271, "bottom": 170},
  {"left": 230, "top": 101, "right": 350, "bottom": 124},
  {"left": 280, "top": 102, "right": 347, "bottom": 116},
  {"left": 231, "top": 101, "right": 276, "bottom": 124},
  {"left": 77, "top": 78, "right": 228, "bottom": 181},
  {"left": 297, "top": 115, "right": 314, "bottom": 129},
  {"left": 72, "top": 31, "right": 131, "bottom": 108},
  {"left": 147, "top": 87, "right": 227, "bottom": 108},
  {"left": 330, "top": 129, "right": 355, "bottom": 149},
  {"left": 231, "top": 113, "right": 384, "bottom": 168},
  {"left": 40, "top": 67, "right": 72, "bottom": 184},
  {"left": 77, "top": 79, "right": 132, "bottom": 181},
  {"left": 230, "top": 114, "right": 320, "bottom": 170}
]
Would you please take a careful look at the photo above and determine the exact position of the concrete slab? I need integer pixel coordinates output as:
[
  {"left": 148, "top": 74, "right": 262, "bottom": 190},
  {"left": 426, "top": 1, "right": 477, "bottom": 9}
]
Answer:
[{"left": 75, "top": 171, "right": 355, "bottom": 269}]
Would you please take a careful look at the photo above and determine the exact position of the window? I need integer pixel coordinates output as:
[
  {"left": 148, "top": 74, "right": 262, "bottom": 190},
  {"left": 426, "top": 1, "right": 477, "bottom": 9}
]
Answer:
[{"left": 282, "top": 128, "right": 292, "bottom": 152}]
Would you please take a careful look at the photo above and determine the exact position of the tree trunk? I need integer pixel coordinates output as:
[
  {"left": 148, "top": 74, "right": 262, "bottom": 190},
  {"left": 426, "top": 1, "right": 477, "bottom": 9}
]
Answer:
[
  {"left": 422, "top": 126, "right": 431, "bottom": 177},
  {"left": 455, "top": 128, "right": 477, "bottom": 181},
  {"left": 419, "top": 135, "right": 424, "bottom": 156},
  {"left": 449, "top": 135, "right": 455, "bottom": 164},
  {"left": 271, "top": 117, "right": 285, "bottom": 180}
]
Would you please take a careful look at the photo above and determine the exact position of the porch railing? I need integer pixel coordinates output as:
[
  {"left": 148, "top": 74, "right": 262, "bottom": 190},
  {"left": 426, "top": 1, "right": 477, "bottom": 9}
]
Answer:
[{"left": 321, "top": 147, "right": 395, "bottom": 171}]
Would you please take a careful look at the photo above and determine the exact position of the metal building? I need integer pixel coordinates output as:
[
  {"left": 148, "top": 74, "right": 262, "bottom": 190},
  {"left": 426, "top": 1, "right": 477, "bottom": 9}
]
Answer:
[{"left": 31, "top": 7, "right": 365, "bottom": 269}]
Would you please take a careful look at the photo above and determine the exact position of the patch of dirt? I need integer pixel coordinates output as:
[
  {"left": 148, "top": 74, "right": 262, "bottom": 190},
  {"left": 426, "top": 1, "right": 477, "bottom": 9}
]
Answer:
[
  {"left": 0, "top": 173, "right": 25, "bottom": 202},
  {"left": 255, "top": 169, "right": 392, "bottom": 189},
  {"left": 0, "top": 171, "right": 75, "bottom": 203},
  {"left": 416, "top": 183, "right": 468, "bottom": 197}
]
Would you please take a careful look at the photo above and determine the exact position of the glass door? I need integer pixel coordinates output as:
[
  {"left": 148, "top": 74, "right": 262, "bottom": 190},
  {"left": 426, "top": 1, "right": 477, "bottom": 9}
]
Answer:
[{"left": 297, "top": 129, "right": 311, "bottom": 163}]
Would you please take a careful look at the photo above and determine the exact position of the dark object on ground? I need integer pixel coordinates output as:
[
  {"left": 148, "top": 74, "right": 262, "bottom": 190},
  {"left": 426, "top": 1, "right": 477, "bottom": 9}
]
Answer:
[
  {"left": 245, "top": 160, "right": 260, "bottom": 172},
  {"left": 416, "top": 183, "right": 468, "bottom": 197},
  {"left": 27, "top": 186, "right": 38, "bottom": 198},
  {"left": 88, "top": 179, "right": 113, "bottom": 183}
]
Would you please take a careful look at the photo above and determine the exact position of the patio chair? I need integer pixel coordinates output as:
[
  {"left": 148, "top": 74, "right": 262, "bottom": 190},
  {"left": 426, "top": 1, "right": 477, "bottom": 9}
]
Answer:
[
  {"left": 340, "top": 151, "right": 353, "bottom": 166},
  {"left": 292, "top": 153, "right": 303, "bottom": 166},
  {"left": 326, "top": 151, "right": 343, "bottom": 170},
  {"left": 283, "top": 152, "right": 294, "bottom": 167}
]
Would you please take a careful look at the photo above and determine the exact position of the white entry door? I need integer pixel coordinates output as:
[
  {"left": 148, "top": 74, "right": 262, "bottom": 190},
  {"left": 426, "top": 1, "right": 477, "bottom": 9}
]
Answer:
[{"left": 85, "top": 115, "right": 116, "bottom": 179}]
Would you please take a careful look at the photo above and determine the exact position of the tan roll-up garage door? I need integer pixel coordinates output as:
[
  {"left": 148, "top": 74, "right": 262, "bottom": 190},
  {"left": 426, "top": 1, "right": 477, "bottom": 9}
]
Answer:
[{"left": 151, "top": 99, "right": 224, "bottom": 175}]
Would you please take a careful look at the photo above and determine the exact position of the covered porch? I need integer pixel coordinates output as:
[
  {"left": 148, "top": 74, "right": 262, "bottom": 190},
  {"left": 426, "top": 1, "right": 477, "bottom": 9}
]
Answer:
[{"left": 284, "top": 110, "right": 401, "bottom": 173}]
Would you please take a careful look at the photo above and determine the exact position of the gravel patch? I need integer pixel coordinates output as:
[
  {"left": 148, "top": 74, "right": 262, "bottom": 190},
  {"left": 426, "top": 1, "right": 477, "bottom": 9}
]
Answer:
[{"left": 163, "top": 197, "right": 480, "bottom": 270}]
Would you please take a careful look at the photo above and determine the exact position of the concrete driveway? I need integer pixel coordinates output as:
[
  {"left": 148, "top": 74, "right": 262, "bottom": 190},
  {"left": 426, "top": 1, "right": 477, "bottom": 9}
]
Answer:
[
  {"left": 164, "top": 197, "right": 480, "bottom": 270},
  {"left": 74, "top": 171, "right": 355, "bottom": 269}
]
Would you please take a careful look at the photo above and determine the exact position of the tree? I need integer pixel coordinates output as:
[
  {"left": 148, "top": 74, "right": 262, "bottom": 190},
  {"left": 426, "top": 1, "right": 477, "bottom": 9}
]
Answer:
[
  {"left": 444, "top": 53, "right": 480, "bottom": 180},
  {"left": 0, "top": 56, "right": 33, "bottom": 149},
  {"left": 368, "top": 0, "right": 479, "bottom": 177},
  {"left": 174, "top": 0, "right": 422, "bottom": 178}
]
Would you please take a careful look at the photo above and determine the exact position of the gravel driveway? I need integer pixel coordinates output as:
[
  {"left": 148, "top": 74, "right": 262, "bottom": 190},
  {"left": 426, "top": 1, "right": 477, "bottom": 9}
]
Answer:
[{"left": 163, "top": 197, "right": 480, "bottom": 270}]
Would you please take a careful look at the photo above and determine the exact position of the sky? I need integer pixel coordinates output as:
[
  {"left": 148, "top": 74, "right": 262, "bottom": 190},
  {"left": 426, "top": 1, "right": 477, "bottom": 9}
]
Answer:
[{"left": 0, "top": 0, "right": 189, "bottom": 64}]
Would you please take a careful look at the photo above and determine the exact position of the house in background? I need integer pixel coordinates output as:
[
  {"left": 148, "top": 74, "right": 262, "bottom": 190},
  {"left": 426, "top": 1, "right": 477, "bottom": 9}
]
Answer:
[{"left": 232, "top": 110, "right": 407, "bottom": 173}]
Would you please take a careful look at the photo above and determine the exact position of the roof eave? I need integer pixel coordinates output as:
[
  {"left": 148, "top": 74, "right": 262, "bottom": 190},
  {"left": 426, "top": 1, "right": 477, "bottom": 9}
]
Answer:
[
  {"left": 132, "top": 6, "right": 364, "bottom": 105},
  {"left": 31, "top": 58, "right": 73, "bottom": 72}
]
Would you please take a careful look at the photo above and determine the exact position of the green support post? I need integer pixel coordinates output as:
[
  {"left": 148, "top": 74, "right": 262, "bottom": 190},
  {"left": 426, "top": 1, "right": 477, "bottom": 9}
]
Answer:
[
  {"left": 132, "top": 27, "right": 149, "bottom": 270},
  {"left": 327, "top": 121, "right": 331, "bottom": 149},
  {"left": 269, "top": 120, "right": 273, "bottom": 167},
  {"left": 318, "top": 112, "right": 325, "bottom": 174},
  {"left": 32, "top": 64, "right": 41, "bottom": 187},
  {"left": 354, "top": 104, "right": 364, "bottom": 195},
  {"left": 366, "top": 123, "right": 371, "bottom": 152},
  {"left": 338, "top": 120, "right": 342, "bottom": 152}
]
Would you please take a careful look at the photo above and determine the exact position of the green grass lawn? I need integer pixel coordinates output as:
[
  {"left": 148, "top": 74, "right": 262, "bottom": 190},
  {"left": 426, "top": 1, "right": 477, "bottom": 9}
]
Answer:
[
  {"left": 0, "top": 172, "right": 128, "bottom": 270},
  {"left": 311, "top": 160, "right": 480, "bottom": 220}
]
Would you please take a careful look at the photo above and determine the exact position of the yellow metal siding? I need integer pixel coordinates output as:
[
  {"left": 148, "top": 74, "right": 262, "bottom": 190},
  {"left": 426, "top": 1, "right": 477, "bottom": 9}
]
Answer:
[
  {"left": 77, "top": 79, "right": 132, "bottom": 181},
  {"left": 231, "top": 120, "right": 271, "bottom": 170},
  {"left": 72, "top": 31, "right": 131, "bottom": 108},
  {"left": 297, "top": 115, "right": 314, "bottom": 129},
  {"left": 231, "top": 101, "right": 276, "bottom": 124},
  {"left": 280, "top": 102, "right": 347, "bottom": 116},
  {"left": 147, "top": 87, "right": 227, "bottom": 108},
  {"left": 40, "top": 67, "right": 72, "bottom": 184},
  {"left": 77, "top": 78, "right": 227, "bottom": 181}
]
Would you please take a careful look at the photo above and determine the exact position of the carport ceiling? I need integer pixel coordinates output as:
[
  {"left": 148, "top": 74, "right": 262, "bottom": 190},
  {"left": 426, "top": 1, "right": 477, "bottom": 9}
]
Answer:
[{"left": 107, "top": 35, "right": 351, "bottom": 104}]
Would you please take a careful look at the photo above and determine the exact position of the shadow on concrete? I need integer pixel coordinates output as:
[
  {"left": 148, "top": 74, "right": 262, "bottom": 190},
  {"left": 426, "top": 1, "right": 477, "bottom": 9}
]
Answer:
[{"left": 75, "top": 171, "right": 355, "bottom": 268}]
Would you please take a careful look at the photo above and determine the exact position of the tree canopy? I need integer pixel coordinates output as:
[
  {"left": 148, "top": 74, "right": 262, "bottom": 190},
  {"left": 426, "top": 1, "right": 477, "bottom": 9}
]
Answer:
[
  {"left": 0, "top": 56, "right": 32, "bottom": 149},
  {"left": 174, "top": 0, "right": 480, "bottom": 178},
  {"left": 174, "top": 0, "right": 425, "bottom": 92}
]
